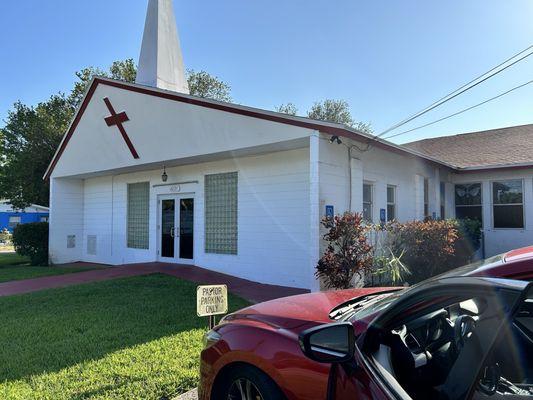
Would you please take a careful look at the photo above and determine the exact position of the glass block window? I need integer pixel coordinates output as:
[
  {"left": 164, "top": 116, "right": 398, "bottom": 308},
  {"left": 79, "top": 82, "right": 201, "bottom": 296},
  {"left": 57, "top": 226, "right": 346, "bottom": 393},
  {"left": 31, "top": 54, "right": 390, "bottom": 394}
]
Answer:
[
  {"left": 455, "top": 183, "right": 482, "bottom": 225},
  {"left": 127, "top": 182, "right": 150, "bottom": 249},
  {"left": 492, "top": 180, "right": 523, "bottom": 229},
  {"left": 205, "top": 172, "right": 238, "bottom": 254}
]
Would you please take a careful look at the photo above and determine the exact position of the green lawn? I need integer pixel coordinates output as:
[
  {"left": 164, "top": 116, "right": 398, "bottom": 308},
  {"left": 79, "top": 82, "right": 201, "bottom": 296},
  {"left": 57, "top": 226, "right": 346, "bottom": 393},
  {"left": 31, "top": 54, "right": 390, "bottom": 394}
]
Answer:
[
  {"left": 0, "top": 252, "right": 104, "bottom": 283},
  {"left": 0, "top": 274, "right": 250, "bottom": 399}
]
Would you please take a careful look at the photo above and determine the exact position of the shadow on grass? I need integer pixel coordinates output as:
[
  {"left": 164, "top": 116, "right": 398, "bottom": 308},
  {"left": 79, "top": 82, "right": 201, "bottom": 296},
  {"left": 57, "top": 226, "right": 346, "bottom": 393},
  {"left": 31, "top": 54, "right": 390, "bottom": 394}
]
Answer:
[{"left": 0, "top": 273, "right": 249, "bottom": 382}]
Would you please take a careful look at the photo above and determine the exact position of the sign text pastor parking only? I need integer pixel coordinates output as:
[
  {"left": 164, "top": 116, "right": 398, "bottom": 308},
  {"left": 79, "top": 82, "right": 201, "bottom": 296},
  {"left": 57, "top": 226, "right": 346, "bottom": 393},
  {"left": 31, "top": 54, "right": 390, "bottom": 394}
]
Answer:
[{"left": 197, "top": 285, "right": 228, "bottom": 317}]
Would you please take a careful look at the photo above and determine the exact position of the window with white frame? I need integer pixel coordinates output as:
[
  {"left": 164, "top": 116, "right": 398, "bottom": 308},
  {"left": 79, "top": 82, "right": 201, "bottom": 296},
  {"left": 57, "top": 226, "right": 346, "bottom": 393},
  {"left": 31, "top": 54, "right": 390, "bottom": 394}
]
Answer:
[
  {"left": 127, "top": 182, "right": 150, "bottom": 249},
  {"left": 387, "top": 185, "right": 396, "bottom": 222},
  {"left": 8, "top": 216, "right": 21, "bottom": 229},
  {"left": 363, "top": 182, "right": 373, "bottom": 222},
  {"left": 455, "top": 183, "right": 482, "bottom": 225},
  {"left": 492, "top": 180, "right": 524, "bottom": 229},
  {"left": 423, "top": 178, "right": 429, "bottom": 218},
  {"left": 205, "top": 172, "right": 238, "bottom": 254}
]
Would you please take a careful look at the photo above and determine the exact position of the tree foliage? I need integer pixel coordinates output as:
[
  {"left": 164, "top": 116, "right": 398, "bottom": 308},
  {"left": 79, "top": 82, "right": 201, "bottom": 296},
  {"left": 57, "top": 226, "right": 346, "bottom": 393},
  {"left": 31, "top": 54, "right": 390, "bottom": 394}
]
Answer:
[
  {"left": 70, "top": 59, "right": 137, "bottom": 108},
  {"left": 187, "top": 70, "right": 232, "bottom": 102},
  {"left": 307, "top": 99, "right": 372, "bottom": 134},
  {"left": 0, "top": 58, "right": 231, "bottom": 208},
  {"left": 0, "top": 95, "right": 73, "bottom": 208},
  {"left": 276, "top": 103, "right": 298, "bottom": 116}
]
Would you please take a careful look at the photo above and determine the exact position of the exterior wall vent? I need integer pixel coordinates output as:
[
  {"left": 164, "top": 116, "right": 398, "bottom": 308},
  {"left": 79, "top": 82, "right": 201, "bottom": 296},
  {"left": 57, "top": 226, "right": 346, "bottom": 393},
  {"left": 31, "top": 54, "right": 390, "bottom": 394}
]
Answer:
[
  {"left": 67, "top": 235, "right": 76, "bottom": 249},
  {"left": 87, "top": 235, "right": 97, "bottom": 255}
]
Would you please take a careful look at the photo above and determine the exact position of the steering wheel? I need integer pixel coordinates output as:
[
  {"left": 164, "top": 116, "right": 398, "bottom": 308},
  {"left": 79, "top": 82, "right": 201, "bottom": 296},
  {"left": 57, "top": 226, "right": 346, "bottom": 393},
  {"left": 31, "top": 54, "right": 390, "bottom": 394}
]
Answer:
[{"left": 453, "top": 315, "right": 476, "bottom": 352}]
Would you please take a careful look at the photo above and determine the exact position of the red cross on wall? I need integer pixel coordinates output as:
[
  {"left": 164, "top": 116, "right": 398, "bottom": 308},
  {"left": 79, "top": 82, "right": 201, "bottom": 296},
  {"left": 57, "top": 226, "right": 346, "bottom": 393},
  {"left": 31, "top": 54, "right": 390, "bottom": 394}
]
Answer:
[{"left": 103, "top": 97, "right": 140, "bottom": 159}]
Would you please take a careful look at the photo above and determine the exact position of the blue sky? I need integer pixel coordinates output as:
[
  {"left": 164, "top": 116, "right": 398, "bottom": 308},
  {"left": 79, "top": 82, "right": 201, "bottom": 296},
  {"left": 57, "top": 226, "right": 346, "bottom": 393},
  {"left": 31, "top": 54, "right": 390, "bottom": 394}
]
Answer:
[{"left": 0, "top": 0, "right": 531, "bottom": 144}]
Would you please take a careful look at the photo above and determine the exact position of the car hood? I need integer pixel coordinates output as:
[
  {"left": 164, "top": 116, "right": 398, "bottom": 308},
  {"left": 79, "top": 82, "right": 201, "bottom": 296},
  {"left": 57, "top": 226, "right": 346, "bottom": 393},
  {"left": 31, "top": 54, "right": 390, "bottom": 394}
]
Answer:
[{"left": 224, "top": 287, "right": 392, "bottom": 332}]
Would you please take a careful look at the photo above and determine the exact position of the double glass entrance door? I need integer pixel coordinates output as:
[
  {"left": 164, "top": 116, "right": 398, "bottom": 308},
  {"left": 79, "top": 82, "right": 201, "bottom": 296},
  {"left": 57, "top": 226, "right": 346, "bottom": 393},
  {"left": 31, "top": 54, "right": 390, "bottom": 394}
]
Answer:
[{"left": 159, "top": 195, "right": 194, "bottom": 262}]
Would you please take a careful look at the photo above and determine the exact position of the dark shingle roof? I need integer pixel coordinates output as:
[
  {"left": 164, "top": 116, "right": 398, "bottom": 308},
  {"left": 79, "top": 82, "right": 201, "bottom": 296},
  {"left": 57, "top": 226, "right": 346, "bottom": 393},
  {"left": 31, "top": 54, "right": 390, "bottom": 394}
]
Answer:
[{"left": 403, "top": 124, "right": 533, "bottom": 169}]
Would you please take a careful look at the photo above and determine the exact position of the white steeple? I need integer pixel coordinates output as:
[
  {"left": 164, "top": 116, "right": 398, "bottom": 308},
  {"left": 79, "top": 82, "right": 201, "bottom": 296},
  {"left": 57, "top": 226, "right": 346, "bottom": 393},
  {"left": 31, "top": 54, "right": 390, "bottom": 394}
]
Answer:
[{"left": 136, "top": 0, "right": 189, "bottom": 94}]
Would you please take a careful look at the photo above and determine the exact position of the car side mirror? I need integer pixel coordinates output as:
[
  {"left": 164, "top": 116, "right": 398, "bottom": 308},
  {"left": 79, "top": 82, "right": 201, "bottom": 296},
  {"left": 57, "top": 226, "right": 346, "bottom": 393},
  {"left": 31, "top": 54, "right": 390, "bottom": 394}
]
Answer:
[{"left": 299, "top": 322, "right": 355, "bottom": 363}]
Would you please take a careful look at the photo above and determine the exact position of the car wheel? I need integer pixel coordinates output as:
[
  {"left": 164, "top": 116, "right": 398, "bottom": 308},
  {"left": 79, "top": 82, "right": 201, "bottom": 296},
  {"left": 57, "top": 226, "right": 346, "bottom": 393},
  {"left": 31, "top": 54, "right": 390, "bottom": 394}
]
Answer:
[{"left": 215, "top": 365, "right": 285, "bottom": 400}]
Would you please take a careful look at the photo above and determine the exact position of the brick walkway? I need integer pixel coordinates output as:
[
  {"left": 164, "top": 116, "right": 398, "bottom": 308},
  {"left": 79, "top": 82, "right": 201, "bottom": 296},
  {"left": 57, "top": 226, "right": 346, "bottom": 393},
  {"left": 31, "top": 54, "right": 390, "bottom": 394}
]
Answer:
[{"left": 0, "top": 262, "right": 309, "bottom": 303}]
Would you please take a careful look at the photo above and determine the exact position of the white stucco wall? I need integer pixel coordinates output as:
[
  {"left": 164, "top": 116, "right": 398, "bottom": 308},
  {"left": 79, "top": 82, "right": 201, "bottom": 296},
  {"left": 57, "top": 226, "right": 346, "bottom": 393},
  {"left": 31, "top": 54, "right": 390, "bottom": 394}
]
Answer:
[
  {"left": 49, "top": 178, "right": 84, "bottom": 264},
  {"left": 50, "top": 148, "right": 312, "bottom": 289},
  {"left": 317, "top": 134, "right": 454, "bottom": 224},
  {"left": 452, "top": 168, "right": 533, "bottom": 257}
]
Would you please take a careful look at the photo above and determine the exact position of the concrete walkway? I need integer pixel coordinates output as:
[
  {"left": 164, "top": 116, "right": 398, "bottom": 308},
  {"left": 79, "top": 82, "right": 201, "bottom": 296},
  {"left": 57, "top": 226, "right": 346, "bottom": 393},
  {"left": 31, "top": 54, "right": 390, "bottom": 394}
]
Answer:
[{"left": 0, "top": 262, "right": 309, "bottom": 303}]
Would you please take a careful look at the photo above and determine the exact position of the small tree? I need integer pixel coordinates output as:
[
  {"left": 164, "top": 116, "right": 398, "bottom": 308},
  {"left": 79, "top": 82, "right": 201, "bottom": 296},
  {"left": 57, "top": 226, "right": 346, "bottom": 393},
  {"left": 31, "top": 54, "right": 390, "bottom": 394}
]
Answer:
[
  {"left": 12, "top": 222, "right": 49, "bottom": 266},
  {"left": 316, "top": 212, "right": 374, "bottom": 289}
]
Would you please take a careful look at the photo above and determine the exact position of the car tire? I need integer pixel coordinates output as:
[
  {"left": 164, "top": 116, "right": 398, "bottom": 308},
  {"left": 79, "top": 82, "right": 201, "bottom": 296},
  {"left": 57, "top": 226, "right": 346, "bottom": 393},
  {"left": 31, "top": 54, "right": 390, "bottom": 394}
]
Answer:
[{"left": 214, "top": 365, "right": 285, "bottom": 400}]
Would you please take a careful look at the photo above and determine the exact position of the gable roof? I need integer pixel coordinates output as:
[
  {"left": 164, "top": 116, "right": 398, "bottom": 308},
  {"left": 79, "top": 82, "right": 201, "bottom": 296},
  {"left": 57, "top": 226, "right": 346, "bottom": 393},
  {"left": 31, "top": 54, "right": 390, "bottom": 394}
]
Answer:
[
  {"left": 0, "top": 200, "right": 49, "bottom": 212},
  {"left": 44, "top": 77, "right": 452, "bottom": 179},
  {"left": 404, "top": 124, "right": 533, "bottom": 170}
]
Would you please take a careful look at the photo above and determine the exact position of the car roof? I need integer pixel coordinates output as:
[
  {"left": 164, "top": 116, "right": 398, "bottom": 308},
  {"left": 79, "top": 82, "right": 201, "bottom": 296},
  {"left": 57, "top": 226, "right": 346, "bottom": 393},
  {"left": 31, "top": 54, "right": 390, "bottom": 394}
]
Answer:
[{"left": 504, "top": 246, "right": 533, "bottom": 263}]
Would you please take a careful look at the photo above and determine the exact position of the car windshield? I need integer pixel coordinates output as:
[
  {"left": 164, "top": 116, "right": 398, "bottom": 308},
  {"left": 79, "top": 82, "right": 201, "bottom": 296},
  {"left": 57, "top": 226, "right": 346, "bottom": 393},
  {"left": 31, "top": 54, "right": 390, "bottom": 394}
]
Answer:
[
  {"left": 348, "top": 290, "right": 406, "bottom": 320},
  {"left": 434, "top": 253, "right": 503, "bottom": 279},
  {"left": 329, "top": 290, "right": 406, "bottom": 321},
  {"left": 332, "top": 252, "right": 506, "bottom": 322}
]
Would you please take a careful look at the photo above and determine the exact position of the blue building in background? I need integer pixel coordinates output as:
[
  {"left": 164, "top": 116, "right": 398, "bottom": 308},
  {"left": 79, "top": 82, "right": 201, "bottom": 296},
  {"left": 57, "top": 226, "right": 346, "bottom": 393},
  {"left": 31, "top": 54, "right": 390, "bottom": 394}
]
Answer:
[{"left": 0, "top": 200, "right": 49, "bottom": 232}]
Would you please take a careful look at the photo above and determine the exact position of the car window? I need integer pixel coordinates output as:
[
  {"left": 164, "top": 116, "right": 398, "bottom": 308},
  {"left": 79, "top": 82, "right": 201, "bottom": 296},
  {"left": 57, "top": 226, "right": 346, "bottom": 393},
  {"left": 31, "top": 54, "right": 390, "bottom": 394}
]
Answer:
[
  {"left": 362, "top": 280, "right": 527, "bottom": 400},
  {"left": 471, "top": 289, "right": 533, "bottom": 398}
]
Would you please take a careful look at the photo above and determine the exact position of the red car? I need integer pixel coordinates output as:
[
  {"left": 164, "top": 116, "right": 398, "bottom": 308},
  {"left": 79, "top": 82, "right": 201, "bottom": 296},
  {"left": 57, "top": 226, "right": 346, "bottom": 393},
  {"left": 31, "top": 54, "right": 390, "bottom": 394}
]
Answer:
[{"left": 199, "top": 247, "right": 533, "bottom": 400}]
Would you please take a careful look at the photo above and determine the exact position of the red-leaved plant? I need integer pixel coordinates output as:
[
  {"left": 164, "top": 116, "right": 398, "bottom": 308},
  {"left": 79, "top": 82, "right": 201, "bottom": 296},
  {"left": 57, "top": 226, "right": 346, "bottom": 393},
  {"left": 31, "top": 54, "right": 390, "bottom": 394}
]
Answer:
[{"left": 316, "top": 212, "right": 373, "bottom": 289}]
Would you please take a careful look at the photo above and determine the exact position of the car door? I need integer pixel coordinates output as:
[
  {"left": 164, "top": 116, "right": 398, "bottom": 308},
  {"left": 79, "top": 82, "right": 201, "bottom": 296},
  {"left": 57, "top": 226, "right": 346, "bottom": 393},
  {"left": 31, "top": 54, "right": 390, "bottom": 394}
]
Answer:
[{"left": 331, "top": 277, "right": 532, "bottom": 400}]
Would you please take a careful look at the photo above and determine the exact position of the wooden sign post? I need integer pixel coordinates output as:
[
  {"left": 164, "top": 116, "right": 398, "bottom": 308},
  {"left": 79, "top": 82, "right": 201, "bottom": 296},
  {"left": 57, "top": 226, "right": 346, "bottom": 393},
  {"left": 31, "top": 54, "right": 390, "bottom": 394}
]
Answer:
[{"left": 197, "top": 284, "right": 228, "bottom": 329}]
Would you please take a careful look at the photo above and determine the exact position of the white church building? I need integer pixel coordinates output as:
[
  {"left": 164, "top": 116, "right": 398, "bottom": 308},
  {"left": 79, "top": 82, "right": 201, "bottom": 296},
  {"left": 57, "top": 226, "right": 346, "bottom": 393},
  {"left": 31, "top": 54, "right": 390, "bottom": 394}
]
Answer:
[{"left": 46, "top": 0, "right": 533, "bottom": 291}]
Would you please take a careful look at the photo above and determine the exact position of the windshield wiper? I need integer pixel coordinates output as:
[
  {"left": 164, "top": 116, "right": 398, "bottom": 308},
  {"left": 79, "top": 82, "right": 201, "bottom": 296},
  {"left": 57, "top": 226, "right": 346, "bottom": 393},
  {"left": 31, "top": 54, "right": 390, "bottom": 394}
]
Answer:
[{"left": 330, "top": 294, "right": 389, "bottom": 320}]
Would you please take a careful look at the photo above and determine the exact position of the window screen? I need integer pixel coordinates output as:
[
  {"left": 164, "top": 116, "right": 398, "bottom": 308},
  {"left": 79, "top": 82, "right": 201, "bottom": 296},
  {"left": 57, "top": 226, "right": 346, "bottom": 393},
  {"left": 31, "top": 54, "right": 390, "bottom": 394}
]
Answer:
[
  {"left": 205, "top": 172, "right": 238, "bottom": 254},
  {"left": 455, "top": 183, "right": 482, "bottom": 225},
  {"left": 127, "top": 182, "right": 150, "bottom": 249},
  {"left": 423, "top": 178, "right": 429, "bottom": 218},
  {"left": 363, "top": 183, "right": 373, "bottom": 222},
  {"left": 387, "top": 185, "right": 396, "bottom": 222},
  {"left": 492, "top": 180, "right": 523, "bottom": 229},
  {"left": 440, "top": 182, "right": 446, "bottom": 219}
]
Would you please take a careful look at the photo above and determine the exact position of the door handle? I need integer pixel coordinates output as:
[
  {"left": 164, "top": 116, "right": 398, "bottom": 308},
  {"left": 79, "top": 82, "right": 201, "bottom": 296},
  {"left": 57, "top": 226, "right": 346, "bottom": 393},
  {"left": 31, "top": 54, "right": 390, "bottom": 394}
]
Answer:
[{"left": 170, "top": 226, "right": 175, "bottom": 238}]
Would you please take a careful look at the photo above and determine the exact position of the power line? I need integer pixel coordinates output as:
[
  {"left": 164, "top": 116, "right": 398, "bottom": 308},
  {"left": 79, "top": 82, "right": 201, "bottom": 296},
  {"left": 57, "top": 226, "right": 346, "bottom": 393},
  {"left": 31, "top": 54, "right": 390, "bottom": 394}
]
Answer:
[
  {"left": 383, "top": 79, "right": 533, "bottom": 141},
  {"left": 362, "top": 44, "right": 533, "bottom": 145}
]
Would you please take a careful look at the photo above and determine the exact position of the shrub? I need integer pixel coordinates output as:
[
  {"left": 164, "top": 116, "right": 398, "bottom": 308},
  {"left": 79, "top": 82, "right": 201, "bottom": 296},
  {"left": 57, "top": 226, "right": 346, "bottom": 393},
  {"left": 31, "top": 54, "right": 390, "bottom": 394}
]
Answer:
[
  {"left": 12, "top": 222, "right": 49, "bottom": 266},
  {"left": 373, "top": 247, "right": 411, "bottom": 285},
  {"left": 457, "top": 218, "right": 482, "bottom": 253},
  {"left": 316, "top": 212, "right": 374, "bottom": 289},
  {"left": 383, "top": 219, "right": 473, "bottom": 284}
]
